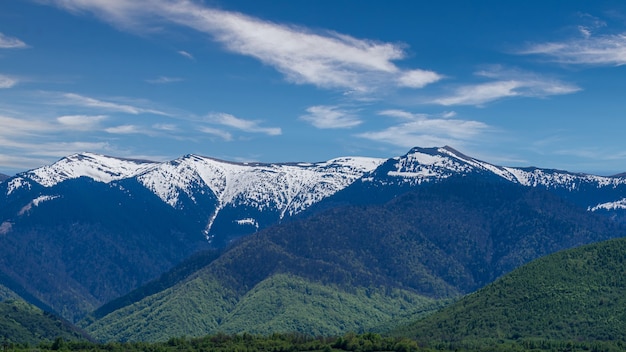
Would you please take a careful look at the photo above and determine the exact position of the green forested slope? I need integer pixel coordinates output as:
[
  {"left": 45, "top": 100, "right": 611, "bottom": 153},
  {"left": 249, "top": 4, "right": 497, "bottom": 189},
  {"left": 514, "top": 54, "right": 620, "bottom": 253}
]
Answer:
[
  {"left": 217, "top": 274, "right": 444, "bottom": 336},
  {"left": 83, "top": 178, "right": 626, "bottom": 342},
  {"left": 86, "top": 273, "right": 443, "bottom": 342},
  {"left": 0, "top": 284, "right": 20, "bottom": 301},
  {"left": 0, "top": 300, "right": 91, "bottom": 345},
  {"left": 394, "top": 236, "right": 626, "bottom": 343}
]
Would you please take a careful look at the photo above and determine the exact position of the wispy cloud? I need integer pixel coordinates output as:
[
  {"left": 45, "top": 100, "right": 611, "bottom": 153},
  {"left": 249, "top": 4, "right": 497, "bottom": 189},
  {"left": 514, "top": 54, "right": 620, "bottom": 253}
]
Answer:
[
  {"left": 198, "top": 126, "right": 233, "bottom": 141},
  {"left": 0, "top": 33, "right": 28, "bottom": 49},
  {"left": 0, "top": 113, "right": 116, "bottom": 172},
  {"left": 42, "top": 0, "right": 442, "bottom": 94},
  {"left": 433, "top": 67, "right": 579, "bottom": 106},
  {"left": 358, "top": 110, "right": 488, "bottom": 148},
  {"left": 152, "top": 123, "right": 178, "bottom": 131},
  {"left": 146, "top": 76, "right": 183, "bottom": 84},
  {"left": 58, "top": 93, "right": 169, "bottom": 115},
  {"left": 0, "top": 115, "right": 54, "bottom": 136},
  {"left": 27, "top": 141, "right": 114, "bottom": 157},
  {"left": 300, "top": 106, "right": 362, "bottom": 129},
  {"left": 0, "top": 75, "right": 18, "bottom": 89},
  {"left": 520, "top": 31, "right": 626, "bottom": 66},
  {"left": 177, "top": 50, "right": 194, "bottom": 60},
  {"left": 0, "top": 141, "right": 111, "bottom": 172},
  {"left": 105, "top": 124, "right": 142, "bottom": 134},
  {"left": 57, "top": 114, "right": 107, "bottom": 130},
  {"left": 207, "top": 112, "right": 282, "bottom": 136},
  {"left": 519, "top": 15, "right": 626, "bottom": 67}
]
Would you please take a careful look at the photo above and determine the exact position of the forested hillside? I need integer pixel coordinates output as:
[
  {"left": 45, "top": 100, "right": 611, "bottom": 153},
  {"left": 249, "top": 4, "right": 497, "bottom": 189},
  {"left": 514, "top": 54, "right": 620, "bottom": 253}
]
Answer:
[
  {"left": 394, "top": 236, "right": 626, "bottom": 346},
  {"left": 0, "top": 300, "right": 90, "bottom": 345},
  {"left": 82, "top": 176, "right": 626, "bottom": 341}
]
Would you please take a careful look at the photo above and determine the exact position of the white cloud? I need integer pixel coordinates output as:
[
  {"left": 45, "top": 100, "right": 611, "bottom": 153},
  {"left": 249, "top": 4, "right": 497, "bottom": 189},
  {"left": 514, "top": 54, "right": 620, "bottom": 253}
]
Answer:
[
  {"left": 300, "top": 106, "right": 362, "bottom": 129},
  {"left": 0, "top": 132, "right": 114, "bottom": 171},
  {"left": 198, "top": 126, "right": 233, "bottom": 141},
  {"left": 0, "top": 115, "right": 55, "bottom": 136},
  {"left": 434, "top": 80, "right": 522, "bottom": 106},
  {"left": 0, "top": 75, "right": 18, "bottom": 88},
  {"left": 207, "top": 112, "right": 282, "bottom": 136},
  {"left": 42, "top": 0, "right": 442, "bottom": 94},
  {"left": 397, "top": 69, "right": 443, "bottom": 88},
  {"left": 152, "top": 123, "right": 177, "bottom": 131},
  {"left": 57, "top": 114, "right": 107, "bottom": 130},
  {"left": 59, "top": 93, "right": 169, "bottom": 115},
  {"left": 0, "top": 33, "right": 28, "bottom": 49},
  {"left": 32, "top": 141, "right": 113, "bottom": 157},
  {"left": 379, "top": 109, "right": 457, "bottom": 120},
  {"left": 578, "top": 26, "right": 592, "bottom": 39},
  {"left": 177, "top": 50, "right": 194, "bottom": 60},
  {"left": 379, "top": 109, "right": 427, "bottom": 120},
  {"left": 146, "top": 76, "right": 183, "bottom": 84},
  {"left": 358, "top": 110, "right": 488, "bottom": 148},
  {"left": 433, "top": 67, "right": 580, "bottom": 106},
  {"left": 105, "top": 125, "right": 141, "bottom": 134},
  {"left": 520, "top": 32, "right": 626, "bottom": 66}
]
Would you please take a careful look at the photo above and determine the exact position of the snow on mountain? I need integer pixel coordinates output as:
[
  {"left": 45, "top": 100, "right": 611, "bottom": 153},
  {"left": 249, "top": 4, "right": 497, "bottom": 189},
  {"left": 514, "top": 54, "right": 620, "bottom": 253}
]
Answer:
[
  {"left": 502, "top": 167, "right": 626, "bottom": 189},
  {"left": 135, "top": 155, "right": 211, "bottom": 208},
  {"left": 7, "top": 147, "right": 626, "bottom": 234},
  {"left": 17, "top": 153, "right": 384, "bottom": 214},
  {"left": 589, "top": 198, "right": 626, "bottom": 212},
  {"left": 23, "top": 152, "right": 158, "bottom": 187},
  {"left": 137, "top": 154, "right": 385, "bottom": 220},
  {"left": 383, "top": 146, "right": 626, "bottom": 191},
  {"left": 6, "top": 177, "right": 32, "bottom": 196},
  {"left": 382, "top": 146, "right": 518, "bottom": 185},
  {"left": 18, "top": 195, "right": 60, "bottom": 216},
  {"left": 9, "top": 152, "right": 384, "bottom": 239}
]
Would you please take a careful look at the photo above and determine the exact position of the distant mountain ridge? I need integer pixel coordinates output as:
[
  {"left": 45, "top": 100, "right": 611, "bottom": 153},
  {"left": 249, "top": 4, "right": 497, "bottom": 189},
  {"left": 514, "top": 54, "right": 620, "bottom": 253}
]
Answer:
[
  {"left": 6, "top": 147, "right": 626, "bottom": 229},
  {"left": 2, "top": 146, "right": 626, "bottom": 324},
  {"left": 319, "top": 146, "right": 626, "bottom": 224},
  {"left": 5, "top": 152, "right": 384, "bottom": 245}
]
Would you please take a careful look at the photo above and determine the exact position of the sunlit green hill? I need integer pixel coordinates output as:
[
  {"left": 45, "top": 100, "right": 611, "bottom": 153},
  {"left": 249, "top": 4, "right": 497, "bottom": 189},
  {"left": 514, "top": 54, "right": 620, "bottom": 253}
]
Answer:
[
  {"left": 394, "top": 236, "right": 626, "bottom": 344},
  {"left": 0, "top": 299, "right": 91, "bottom": 345}
]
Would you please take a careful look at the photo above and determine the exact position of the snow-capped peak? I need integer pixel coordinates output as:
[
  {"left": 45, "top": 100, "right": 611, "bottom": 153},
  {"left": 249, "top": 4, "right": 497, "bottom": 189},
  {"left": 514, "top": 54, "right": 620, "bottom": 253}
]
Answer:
[
  {"left": 22, "top": 152, "right": 158, "bottom": 187},
  {"left": 385, "top": 146, "right": 517, "bottom": 183},
  {"left": 137, "top": 154, "right": 385, "bottom": 213}
]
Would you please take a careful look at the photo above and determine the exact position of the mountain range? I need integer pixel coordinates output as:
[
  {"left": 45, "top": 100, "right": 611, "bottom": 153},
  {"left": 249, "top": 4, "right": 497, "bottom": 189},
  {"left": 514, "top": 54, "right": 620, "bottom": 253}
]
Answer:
[
  {"left": 81, "top": 177, "right": 626, "bottom": 341},
  {"left": 1, "top": 146, "right": 626, "bottom": 338}
]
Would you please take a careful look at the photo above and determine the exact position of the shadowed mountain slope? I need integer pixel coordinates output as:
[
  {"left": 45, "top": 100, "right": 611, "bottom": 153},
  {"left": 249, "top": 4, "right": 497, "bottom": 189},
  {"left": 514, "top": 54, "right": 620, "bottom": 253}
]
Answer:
[{"left": 82, "top": 175, "right": 626, "bottom": 341}]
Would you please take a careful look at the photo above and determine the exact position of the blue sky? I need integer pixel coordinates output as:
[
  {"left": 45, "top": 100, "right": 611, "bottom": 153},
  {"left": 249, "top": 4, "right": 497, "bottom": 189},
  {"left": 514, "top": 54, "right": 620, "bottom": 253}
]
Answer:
[{"left": 2, "top": 0, "right": 626, "bottom": 175}]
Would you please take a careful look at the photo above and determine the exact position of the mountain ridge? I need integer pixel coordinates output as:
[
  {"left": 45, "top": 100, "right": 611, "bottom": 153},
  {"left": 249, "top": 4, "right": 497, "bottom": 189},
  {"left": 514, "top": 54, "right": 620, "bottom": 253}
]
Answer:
[
  {"left": 2, "top": 146, "right": 626, "bottom": 324},
  {"left": 81, "top": 174, "right": 626, "bottom": 341}
]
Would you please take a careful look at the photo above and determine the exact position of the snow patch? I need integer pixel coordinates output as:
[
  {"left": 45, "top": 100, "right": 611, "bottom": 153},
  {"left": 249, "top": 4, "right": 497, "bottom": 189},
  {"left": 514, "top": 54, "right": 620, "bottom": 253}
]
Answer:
[
  {"left": 6, "top": 177, "right": 31, "bottom": 196},
  {"left": 136, "top": 154, "right": 385, "bottom": 234},
  {"left": 504, "top": 167, "right": 626, "bottom": 190},
  {"left": 236, "top": 218, "right": 259, "bottom": 231},
  {"left": 19, "top": 195, "right": 60, "bottom": 216},
  {"left": 0, "top": 222, "right": 12, "bottom": 235},
  {"left": 589, "top": 198, "right": 626, "bottom": 212},
  {"left": 25, "top": 152, "right": 157, "bottom": 187}
]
